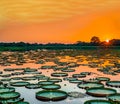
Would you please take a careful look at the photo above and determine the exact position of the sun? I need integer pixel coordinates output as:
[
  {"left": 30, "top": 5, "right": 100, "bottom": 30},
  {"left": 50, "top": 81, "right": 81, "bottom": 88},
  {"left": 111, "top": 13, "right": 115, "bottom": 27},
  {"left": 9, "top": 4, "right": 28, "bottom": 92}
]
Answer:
[{"left": 106, "top": 39, "right": 109, "bottom": 43}]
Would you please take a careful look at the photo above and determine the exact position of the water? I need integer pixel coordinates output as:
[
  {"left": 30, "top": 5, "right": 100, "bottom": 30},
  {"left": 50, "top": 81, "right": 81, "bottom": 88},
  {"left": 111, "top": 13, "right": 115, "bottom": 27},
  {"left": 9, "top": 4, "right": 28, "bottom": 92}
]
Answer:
[{"left": 0, "top": 50, "right": 120, "bottom": 104}]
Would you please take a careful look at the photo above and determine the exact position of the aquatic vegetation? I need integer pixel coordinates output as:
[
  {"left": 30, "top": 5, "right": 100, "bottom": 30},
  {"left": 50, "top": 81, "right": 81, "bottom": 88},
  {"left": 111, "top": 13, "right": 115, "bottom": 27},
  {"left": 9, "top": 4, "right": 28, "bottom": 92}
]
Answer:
[
  {"left": 25, "top": 84, "right": 41, "bottom": 89},
  {"left": 47, "top": 78, "right": 62, "bottom": 83},
  {"left": 38, "top": 81, "right": 54, "bottom": 85},
  {"left": 41, "top": 84, "right": 61, "bottom": 90},
  {"left": 36, "top": 90, "right": 68, "bottom": 101},
  {"left": 84, "top": 99, "right": 113, "bottom": 104},
  {"left": 78, "top": 82, "right": 104, "bottom": 89},
  {"left": 69, "top": 79, "right": 83, "bottom": 84},
  {"left": 0, "top": 49, "right": 120, "bottom": 104},
  {"left": 0, "top": 92, "right": 20, "bottom": 100},
  {"left": 72, "top": 74, "right": 86, "bottom": 78},
  {"left": 0, "top": 87, "right": 15, "bottom": 93},
  {"left": 106, "top": 81, "right": 120, "bottom": 87},
  {"left": 107, "top": 93, "right": 120, "bottom": 103},
  {"left": 51, "top": 72, "right": 68, "bottom": 77},
  {"left": 96, "top": 77, "right": 110, "bottom": 82},
  {"left": 2, "top": 97, "right": 24, "bottom": 104},
  {"left": 86, "top": 88, "right": 117, "bottom": 97},
  {"left": 10, "top": 81, "right": 30, "bottom": 87}
]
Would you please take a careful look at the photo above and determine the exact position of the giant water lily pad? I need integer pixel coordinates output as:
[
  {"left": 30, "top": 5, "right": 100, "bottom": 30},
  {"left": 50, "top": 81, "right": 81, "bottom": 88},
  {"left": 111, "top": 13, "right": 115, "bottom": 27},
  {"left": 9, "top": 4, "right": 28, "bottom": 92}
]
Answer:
[
  {"left": 22, "top": 76, "right": 37, "bottom": 81},
  {"left": 86, "top": 88, "right": 117, "bottom": 97},
  {"left": 61, "top": 69, "right": 75, "bottom": 72},
  {"left": 4, "top": 68, "right": 14, "bottom": 72},
  {"left": 78, "top": 82, "right": 104, "bottom": 89},
  {"left": 0, "top": 87, "right": 15, "bottom": 93},
  {"left": 38, "top": 81, "right": 54, "bottom": 85},
  {"left": 96, "top": 77, "right": 110, "bottom": 82},
  {"left": 1, "top": 78, "right": 11, "bottom": 82},
  {"left": 12, "top": 77, "right": 22, "bottom": 80},
  {"left": 36, "top": 90, "right": 67, "bottom": 101},
  {"left": 69, "top": 80, "right": 83, "bottom": 84},
  {"left": 11, "top": 81, "right": 30, "bottom": 87},
  {"left": 48, "top": 78, "right": 62, "bottom": 83},
  {"left": 1, "top": 98, "right": 24, "bottom": 103},
  {"left": 72, "top": 74, "right": 86, "bottom": 78},
  {"left": 51, "top": 73, "right": 68, "bottom": 77},
  {"left": 107, "top": 93, "right": 120, "bottom": 102},
  {"left": 41, "top": 84, "right": 61, "bottom": 90},
  {"left": 106, "top": 81, "right": 120, "bottom": 87},
  {"left": 84, "top": 99, "right": 113, "bottom": 104},
  {"left": 25, "top": 84, "right": 41, "bottom": 89},
  {"left": 80, "top": 72, "right": 91, "bottom": 75},
  {"left": 0, "top": 92, "right": 20, "bottom": 100}
]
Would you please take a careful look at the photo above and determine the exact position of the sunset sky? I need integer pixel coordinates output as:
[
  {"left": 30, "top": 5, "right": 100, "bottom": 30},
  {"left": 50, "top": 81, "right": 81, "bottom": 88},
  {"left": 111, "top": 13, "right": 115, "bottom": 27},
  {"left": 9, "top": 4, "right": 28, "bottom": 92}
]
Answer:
[{"left": 0, "top": 0, "right": 120, "bottom": 43}]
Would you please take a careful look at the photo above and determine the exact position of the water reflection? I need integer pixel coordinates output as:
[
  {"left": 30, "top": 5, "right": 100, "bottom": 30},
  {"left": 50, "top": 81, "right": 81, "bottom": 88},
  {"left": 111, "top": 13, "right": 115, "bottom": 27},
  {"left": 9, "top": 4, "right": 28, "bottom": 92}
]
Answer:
[{"left": 0, "top": 50, "right": 120, "bottom": 104}]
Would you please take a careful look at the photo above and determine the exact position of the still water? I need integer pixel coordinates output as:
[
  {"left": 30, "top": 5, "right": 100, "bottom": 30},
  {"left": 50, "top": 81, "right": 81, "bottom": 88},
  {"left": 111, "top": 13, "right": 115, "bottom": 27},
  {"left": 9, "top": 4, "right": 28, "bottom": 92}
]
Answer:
[{"left": 0, "top": 50, "right": 120, "bottom": 104}]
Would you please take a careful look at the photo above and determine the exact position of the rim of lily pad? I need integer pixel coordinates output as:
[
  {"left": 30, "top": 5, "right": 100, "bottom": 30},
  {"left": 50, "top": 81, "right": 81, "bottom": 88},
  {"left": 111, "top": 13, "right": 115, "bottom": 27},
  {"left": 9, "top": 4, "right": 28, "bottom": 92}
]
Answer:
[
  {"left": 1, "top": 97, "right": 24, "bottom": 104},
  {"left": 84, "top": 99, "right": 114, "bottom": 104},
  {"left": 14, "top": 101, "right": 30, "bottom": 104}
]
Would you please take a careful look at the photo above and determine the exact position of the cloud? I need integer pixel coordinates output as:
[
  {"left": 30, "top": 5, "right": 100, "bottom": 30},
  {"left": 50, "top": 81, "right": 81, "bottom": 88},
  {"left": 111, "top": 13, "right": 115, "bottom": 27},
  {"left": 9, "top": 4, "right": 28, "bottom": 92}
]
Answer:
[{"left": 0, "top": 0, "right": 120, "bottom": 22}]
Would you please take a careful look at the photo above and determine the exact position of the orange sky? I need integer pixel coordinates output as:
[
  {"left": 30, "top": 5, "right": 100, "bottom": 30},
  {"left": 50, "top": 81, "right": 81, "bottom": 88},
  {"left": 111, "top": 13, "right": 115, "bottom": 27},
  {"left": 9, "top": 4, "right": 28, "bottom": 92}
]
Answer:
[{"left": 0, "top": 0, "right": 120, "bottom": 43}]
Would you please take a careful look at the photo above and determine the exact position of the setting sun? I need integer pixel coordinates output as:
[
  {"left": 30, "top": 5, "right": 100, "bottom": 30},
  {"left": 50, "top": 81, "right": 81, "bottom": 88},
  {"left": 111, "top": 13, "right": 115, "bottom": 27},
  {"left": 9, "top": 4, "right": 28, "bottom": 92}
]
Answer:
[{"left": 106, "top": 39, "right": 110, "bottom": 43}]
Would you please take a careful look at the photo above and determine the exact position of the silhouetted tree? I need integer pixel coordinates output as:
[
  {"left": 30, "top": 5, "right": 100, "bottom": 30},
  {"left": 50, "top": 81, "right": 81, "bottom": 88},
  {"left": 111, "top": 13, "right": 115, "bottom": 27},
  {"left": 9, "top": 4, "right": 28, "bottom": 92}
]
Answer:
[
  {"left": 90, "top": 36, "right": 101, "bottom": 46},
  {"left": 109, "top": 39, "right": 120, "bottom": 46},
  {"left": 91, "top": 36, "right": 100, "bottom": 43}
]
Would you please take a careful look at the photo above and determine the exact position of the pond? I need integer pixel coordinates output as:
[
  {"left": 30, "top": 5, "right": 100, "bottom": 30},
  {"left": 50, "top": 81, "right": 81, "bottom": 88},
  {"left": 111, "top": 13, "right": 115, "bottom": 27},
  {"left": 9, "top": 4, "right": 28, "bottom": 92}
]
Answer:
[{"left": 0, "top": 50, "right": 120, "bottom": 104}]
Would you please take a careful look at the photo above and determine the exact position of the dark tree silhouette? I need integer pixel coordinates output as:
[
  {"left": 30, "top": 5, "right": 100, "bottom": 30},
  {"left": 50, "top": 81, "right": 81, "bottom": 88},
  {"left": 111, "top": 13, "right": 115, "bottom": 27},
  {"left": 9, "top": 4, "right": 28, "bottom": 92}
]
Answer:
[
  {"left": 110, "top": 39, "right": 120, "bottom": 46},
  {"left": 90, "top": 36, "right": 100, "bottom": 44},
  {"left": 0, "top": 36, "right": 120, "bottom": 51}
]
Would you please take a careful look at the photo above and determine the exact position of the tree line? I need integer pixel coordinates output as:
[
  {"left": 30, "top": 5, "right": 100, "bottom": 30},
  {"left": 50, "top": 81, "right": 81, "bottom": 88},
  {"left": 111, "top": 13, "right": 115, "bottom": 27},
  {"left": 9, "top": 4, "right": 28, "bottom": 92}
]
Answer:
[{"left": 0, "top": 36, "right": 120, "bottom": 51}]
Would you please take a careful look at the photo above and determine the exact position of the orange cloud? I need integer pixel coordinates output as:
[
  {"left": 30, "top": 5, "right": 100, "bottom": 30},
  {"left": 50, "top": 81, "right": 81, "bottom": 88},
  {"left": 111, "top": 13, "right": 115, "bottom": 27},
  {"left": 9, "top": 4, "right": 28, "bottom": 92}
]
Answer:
[{"left": 0, "top": 0, "right": 120, "bottom": 43}]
